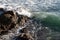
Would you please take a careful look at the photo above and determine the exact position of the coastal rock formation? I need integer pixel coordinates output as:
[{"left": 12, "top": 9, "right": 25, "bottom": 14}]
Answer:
[
  {"left": 0, "top": 8, "right": 52, "bottom": 40},
  {"left": 0, "top": 10, "right": 18, "bottom": 35},
  {"left": 15, "top": 28, "right": 34, "bottom": 40},
  {"left": 0, "top": 8, "right": 29, "bottom": 35},
  {"left": 17, "top": 15, "right": 29, "bottom": 26},
  {"left": 0, "top": 8, "right": 34, "bottom": 40}
]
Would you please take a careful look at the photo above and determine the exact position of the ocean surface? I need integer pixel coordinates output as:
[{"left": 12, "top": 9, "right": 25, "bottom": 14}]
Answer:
[{"left": 0, "top": 0, "right": 60, "bottom": 40}]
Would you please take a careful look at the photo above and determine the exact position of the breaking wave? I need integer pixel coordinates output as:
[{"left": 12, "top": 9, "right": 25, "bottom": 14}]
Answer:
[
  {"left": 32, "top": 12, "right": 60, "bottom": 31},
  {"left": 0, "top": 0, "right": 60, "bottom": 32},
  {"left": 0, "top": 0, "right": 60, "bottom": 40}
]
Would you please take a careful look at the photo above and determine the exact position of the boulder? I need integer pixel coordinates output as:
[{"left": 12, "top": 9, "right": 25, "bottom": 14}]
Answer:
[
  {"left": 15, "top": 28, "right": 34, "bottom": 40},
  {"left": 0, "top": 10, "right": 18, "bottom": 35}
]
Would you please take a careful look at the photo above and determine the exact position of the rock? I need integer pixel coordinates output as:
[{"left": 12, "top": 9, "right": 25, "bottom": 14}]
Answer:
[
  {"left": 0, "top": 8, "right": 34, "bottom": 40},
  {"left": 0, "top": 8, "right": 30, "bottom": 35},
  {"left": 16, "top": 33, "right": 34, "bottom": 40},
  {"left": 17, "top": 15, "right": 29, "bottom": 26},
  {"left": 0, "top": 8, "right": 5, "bottom": 15},
  {"left": 19, "top": 28, "right": 28, "bottom": 33},
  {"left": 15, "top": 28, "right": 34, "bottom": 40},
  {"left": 0, "top": 8, "right": 5, "bottom": 11},
  {"left": 4, "top": 11, "right": 18, "bottom": 24},
  {"left": 0, "top": 10, "right": 18, "bottom": 35}
]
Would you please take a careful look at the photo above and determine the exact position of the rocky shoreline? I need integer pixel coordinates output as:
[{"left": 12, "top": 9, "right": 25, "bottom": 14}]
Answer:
[
  {"left": 0, "top": 8, "right": 59, "bottom": 40},
  {"left": 0, "top": 8, "right": 34, "bottom": 40}
]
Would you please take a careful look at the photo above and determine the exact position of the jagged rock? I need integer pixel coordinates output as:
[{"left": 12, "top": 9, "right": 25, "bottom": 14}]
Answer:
[
  {"left": 0, "top": 8, "right": 34, "bottom": 40},
  {"left": 0, "top": 8, "right": 5, "bottom": 15},
  {"left": 0, "top": 10, "right": 18, "bottom": 35},
  {"left": 15, "top": 33, "right": 34, "bottom": 40},
  {"left": 0, "top": 8, "right": 30, "bottom": 35},
  {"left": 0, "top": 8, "right": 5, "bottom": 12},
  {"left": 19, "top": 28, "right": 28, "bottom": 33},
  {"left": 15, "top": 28, "right": 34, "bottom": 40},
  {"left": 17, "top": 15, "right": 29, "bottom": 26}
]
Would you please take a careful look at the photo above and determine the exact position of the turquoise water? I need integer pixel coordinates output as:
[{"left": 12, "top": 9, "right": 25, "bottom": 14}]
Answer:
[
  {"left": 33, "top": 12, "right": 60, "bottom": 31},
  {"left": 41, "top": 15, "right": 60, "bottom": 31}
]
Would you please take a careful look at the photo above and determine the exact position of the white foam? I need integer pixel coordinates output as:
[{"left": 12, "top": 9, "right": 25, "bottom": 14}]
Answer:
[
  {"left": 0, "top": 4, "right": 32, "bottom": 17},
  {"left": 0, "top": 5, "right": 5, "bottom": 8},
  {"left": 0, "top": 0, "right": 59, "bottom": 17},
  {"left": 16, "top": 8, "right": 32, "bottom": 17}
]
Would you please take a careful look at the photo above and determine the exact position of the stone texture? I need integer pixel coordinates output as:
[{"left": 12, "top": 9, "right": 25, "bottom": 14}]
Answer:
[
  {"left": 14, "top": 28, "right": 34, "bottom": 40},
  {"left": 0, "top": 8, "right": 34, "bottom": 40},
  {"left": 0, "top": 9, "right": 18, "bottom": 35}
]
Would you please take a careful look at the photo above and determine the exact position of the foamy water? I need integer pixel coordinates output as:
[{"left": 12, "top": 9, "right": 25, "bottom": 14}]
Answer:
[
  {"left": 0, "top": 0, "right": 60, "bottom": 32},
  {"left": 0, "top": 0, "right": 60, "bottom": 40},
  {"left": 0, "top": 0, "right": 60, "bottom": 16}
]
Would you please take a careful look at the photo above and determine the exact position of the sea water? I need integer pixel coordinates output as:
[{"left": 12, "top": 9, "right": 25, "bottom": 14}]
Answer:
[{"left": 0, "top": 0, "right": 60, "bottom": 40}]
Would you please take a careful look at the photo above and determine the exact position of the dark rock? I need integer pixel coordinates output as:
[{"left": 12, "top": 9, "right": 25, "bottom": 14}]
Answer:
[
  {"left": 15, "top": 34, "right": 33, "bottom": 40},
  {"left": 19, "top": 28, "right": 28, "bottom": 33},
  {"left": 0, "top": 8, "right": 5, "bottom": 15},
  {"left": 0, "top": 8, "right": 34, "bottom": 40},
  {"left": 0, "top": 10, "right": 18, "bottom": 35},
  {"left": 17, "top": 15, "right": 30, "bottom": 26},
  {"left": 15, "top": 28, "right": 34, "bottom": 40}
]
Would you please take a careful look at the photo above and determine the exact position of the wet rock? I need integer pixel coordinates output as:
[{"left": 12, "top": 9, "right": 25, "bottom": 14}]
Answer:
[
  {"left": 15, "top": 33, "right": 34, "bottom": 40},
  {"left": 17, "top": 15, "right": 30, "bottom": 26},
  {"left": 0, "top": 8, "right": 5, "bottom": 15},
  {"left": 0, "top": 8, "right": 52, "bottom": 40},
  {"left": 14, "top": 28, "right": 34, "bottom": 40},
  {"left": 19, "top": 28, "right": 28, "bottom": 33},
  {"left": 0, "top": 10, "right": 18, "bottom": 35},
  {"left": 0, "top": 8, "right": 30, "bottom": 35},
  {"left": 0, "top": 8, "right": 5, "bottom": 12}
]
